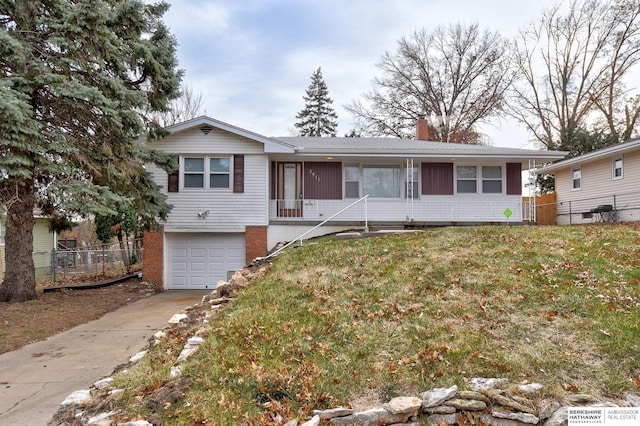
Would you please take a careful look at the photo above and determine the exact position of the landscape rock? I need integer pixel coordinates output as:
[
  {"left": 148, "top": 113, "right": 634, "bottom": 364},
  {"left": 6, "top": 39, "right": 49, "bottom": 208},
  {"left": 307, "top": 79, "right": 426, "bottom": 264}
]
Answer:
[
  {"left": 492, "top": 406, "right": 540, "bottom": 424},
  {"left": 87, "top": 411, "right": 116, "bottom": 425},
  {"left": 625, "top": 392, "right": 640, "bottom": 407},
  {"left": 167, "top": 313, "right": 188, "bottom": 324},
  {"left": 444, "top": 398, "right": 487, "bottom": 411},
  {"left": 538, "top": 399, "right": 561, "bottom": 420},
  {"left": 176, "top": 336, "right": 204, "bottom": 363},
  {"left": 312, "top": 407, "right": 355, "bottom": 419},
  {"left": 116, "top": 421, "right": 153, "bottom": 426},
  {"left": 421, "top": 384, "right": 458, "bottom": 408},
  {"left": 457, "top": 390, "right": 489, "bottom": 402},
  {"left": 427, "top": 413, "right": 457, "bottom": 425},
  {"left": 59, "top": 389, "right": 92, "bottom": 410},
  {"left": 169, "top": 365, "right": 182, "bottom": 378},
  {"left": 543, "top": 406, "right": 568, "bottom": 426},
  {"left": 299, "top": 415, "right": 319, "bottom": 426},
  {"left": 230, "top": 271, "right": 248, "bottom": 287},
  {"left": 488, "top": 391, "right": 536, "bottom": 414},
  {"left": 383, "top": 396, "right": 422, "bottom": 414},
  {"left": 329, "top": 407, "right": 410, "bottom": 425},
  {"left": 479, "top": 413, "right": 534, "bottom": 426},
  {"left": 422, "top": 405, "right": 456, "bottom": 414},
  {"left": 93, "top": 377, "right": 113, "bottom": 390},
  {"left": 128, "top": 350, "right": 147, "bottom": 363}
]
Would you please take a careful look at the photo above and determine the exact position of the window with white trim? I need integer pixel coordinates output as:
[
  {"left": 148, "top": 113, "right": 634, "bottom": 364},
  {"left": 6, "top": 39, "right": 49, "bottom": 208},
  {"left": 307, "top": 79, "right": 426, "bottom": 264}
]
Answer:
[
  {"left": 363, "top": 165, "right": 401, "bottom": 198},
  {"left": 572, "top": 168, "right": 581, "bottom": 190},
  {"left": 183, "top": 156, "right": 231, "bottom": 189},
  {"left": 184, "top": 157, "right": 205, "bottom": 188},
  {"left": 482, "top": 166, "right": 502, "bottom": 193},
  {"left": 456, "top": 165, "right": 477, "bottom": 193},
  {"left": 344, "top": 165, "right": 360, "bottom": 198},
  {"left": 613, "top": 158, "right": 623, "bottom": 180},
  {"left": 209, "top": 157, "right": 230, "bottom": 188}
]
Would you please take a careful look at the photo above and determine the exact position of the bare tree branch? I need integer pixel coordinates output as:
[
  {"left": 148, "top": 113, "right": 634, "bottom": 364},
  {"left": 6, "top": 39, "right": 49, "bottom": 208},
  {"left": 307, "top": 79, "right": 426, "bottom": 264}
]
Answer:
[
  {"left": 346, "top": 23, "right": 515, "bottom": 143},
  {"left": 509, "top": 0, "right": 640, "bottom": 150}
]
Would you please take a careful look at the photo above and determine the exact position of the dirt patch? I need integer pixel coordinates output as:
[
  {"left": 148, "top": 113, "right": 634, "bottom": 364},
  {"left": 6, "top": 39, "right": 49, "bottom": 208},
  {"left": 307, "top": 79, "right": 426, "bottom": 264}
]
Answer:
[{"left": 0, "top": 278, "right": 159, "bottom": 354}]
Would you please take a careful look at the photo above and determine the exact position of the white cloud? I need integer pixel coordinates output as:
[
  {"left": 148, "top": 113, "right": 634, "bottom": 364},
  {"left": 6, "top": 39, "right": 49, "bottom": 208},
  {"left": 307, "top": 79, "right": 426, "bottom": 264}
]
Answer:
[{"left": 163, "top": 0, "right": 560, "bottom": 145}]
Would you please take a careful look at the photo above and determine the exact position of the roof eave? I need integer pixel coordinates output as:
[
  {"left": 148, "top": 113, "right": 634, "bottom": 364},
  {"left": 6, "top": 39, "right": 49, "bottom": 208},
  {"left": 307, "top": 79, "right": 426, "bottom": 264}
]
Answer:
[
  {"left": 163, "top": 116, "right": 296, "bottom": 153},
  {"left": 537, "top": 139, "right": 640, "bottom": 173}
]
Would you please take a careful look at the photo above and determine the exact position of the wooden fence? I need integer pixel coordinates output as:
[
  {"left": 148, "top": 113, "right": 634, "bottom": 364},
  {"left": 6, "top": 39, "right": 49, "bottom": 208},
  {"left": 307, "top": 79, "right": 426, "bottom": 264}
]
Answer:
[{"left": 523, "top": 193, "right": 557, "bottom": 225}]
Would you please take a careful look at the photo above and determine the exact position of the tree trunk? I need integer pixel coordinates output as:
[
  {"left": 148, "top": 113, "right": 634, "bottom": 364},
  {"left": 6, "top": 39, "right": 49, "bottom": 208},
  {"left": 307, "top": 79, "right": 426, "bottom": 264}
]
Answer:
[{"left": 0, "top": 180, "right": 37, "bottom": 302}]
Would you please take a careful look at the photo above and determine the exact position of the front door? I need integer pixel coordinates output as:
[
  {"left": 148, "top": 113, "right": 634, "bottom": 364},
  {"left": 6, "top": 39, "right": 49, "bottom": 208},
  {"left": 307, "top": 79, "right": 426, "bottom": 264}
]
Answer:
[{"left": 277, "top": 163, "right": 302, "bottom": 217}]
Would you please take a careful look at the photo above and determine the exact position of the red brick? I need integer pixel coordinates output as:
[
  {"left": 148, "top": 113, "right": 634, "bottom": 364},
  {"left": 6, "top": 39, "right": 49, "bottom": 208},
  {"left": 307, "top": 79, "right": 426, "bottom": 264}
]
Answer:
[
  {"left": 143, "top": 227, "right": 164, "bottom": 290},
  {"left": 245, "top": 226, "right": 267, "bottom": 263}
]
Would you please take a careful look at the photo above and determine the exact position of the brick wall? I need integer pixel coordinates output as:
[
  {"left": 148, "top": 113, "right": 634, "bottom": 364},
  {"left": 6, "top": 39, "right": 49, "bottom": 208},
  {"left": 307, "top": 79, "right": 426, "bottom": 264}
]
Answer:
[
  {"left": 245, "top": 226, "right": 267, "bottom": 263},
  {"left": 143, "top": 227, "right": 164, "bottom": 289}
]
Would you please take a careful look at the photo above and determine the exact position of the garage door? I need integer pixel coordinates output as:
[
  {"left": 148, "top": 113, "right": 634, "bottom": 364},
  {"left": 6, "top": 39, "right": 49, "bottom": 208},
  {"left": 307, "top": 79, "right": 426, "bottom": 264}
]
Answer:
[{"left": 166, "top": 233, "right": 246, "bottom": 290}]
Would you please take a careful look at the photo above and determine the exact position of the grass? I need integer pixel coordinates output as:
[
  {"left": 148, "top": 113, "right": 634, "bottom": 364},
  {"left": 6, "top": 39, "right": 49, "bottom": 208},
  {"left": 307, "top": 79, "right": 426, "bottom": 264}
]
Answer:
[{"left": 111, "top": 225, "right": 640, "bottom": 425}]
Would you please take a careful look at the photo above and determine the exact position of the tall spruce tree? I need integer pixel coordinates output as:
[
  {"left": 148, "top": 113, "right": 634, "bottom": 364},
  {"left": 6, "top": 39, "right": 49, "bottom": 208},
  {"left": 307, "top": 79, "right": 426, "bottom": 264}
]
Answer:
[
  {"left": 0, "top": 0, "right": 182, "bottom": 302},
  {"left": 295, "top": 67, "right": 338, "bottom": 136}
]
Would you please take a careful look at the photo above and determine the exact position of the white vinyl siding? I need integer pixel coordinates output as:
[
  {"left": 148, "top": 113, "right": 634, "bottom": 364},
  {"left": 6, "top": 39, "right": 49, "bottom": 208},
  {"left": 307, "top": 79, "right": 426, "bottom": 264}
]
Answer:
[
  {"left": 554, "top": 150, "right": 640, "bottom": 224},
  {"left": 147, "top": 127, "right": 271, "bottom": 232}
]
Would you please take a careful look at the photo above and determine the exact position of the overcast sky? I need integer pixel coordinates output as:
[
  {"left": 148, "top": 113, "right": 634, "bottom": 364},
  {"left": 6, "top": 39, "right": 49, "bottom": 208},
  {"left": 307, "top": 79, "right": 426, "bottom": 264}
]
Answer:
[{"left": 162, "top": 0, "right": 559, "bottom": 148}]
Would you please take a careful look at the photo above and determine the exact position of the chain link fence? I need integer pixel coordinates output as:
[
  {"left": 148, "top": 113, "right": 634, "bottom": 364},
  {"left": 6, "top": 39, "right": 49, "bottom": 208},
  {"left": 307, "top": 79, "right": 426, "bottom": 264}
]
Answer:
[{"left": 51, "top": 239, "right": 142, "bottom": 282}]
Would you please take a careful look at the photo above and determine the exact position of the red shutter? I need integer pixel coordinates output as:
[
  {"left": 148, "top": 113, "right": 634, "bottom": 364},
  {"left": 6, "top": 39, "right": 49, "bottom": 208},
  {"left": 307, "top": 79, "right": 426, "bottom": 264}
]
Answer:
[
  {"left": 422, "top": 163, "right": 453, "bottom": 195},
  {"left": 168, "top": 170, "right": 179, "bottom": 192},
  {"left": 506, "top": 163, "right": 522, "bottom": 195},
  {"left": 233, "top": 155, "right": 244, "bottom": 193}
]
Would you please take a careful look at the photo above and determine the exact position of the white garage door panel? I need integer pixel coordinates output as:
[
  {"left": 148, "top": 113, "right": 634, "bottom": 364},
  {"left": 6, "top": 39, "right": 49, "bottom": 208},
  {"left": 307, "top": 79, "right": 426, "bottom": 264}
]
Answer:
[{"left": 167, "top": 233, "right": 246, "bottom": 290}]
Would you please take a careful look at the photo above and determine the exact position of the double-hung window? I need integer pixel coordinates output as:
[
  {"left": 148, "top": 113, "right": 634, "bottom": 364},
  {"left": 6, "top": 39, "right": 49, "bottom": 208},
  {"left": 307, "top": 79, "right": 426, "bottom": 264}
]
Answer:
[
  {"left": 572, "top": 168, "right": 581, "bottom": 190},
  {"left": 613, "top": 158, "right": 623, "bottom": 180},
  {"left": 482, "top": 166, "right": 502, "bottom": 193},
  {"left": 184, "top": 158, "right": 205, "bottom": 188},
  {"left": 344, "top": 165, "right": 360, "bottom": 198},
  {"left": 183, "top": 156, "right": 231, "bottom": 189},
  {"left": 209, "top": 157, "right": 230, "bottom": 188},
  {"left": 456, "top": 166, "right": 477, "bottom": 193}
]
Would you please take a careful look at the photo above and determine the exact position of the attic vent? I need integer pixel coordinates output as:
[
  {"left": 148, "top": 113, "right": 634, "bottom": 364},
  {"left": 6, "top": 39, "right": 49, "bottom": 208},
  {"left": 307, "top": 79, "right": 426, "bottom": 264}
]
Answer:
[{"left": 200, "top": 125, "right": 213, "bottom": 135}]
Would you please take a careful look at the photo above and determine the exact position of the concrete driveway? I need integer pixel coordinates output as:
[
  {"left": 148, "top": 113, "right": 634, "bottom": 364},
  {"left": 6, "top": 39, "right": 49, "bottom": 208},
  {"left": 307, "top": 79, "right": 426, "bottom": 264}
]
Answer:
[{"left": 0, "top": 290, "right": 210, "bottom": 426}]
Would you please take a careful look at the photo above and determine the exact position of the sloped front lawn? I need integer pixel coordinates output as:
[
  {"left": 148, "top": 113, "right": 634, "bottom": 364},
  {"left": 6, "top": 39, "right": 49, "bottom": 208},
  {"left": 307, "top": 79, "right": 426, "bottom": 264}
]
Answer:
[{"left": 112, "top": 225, "right": 640, "bottom": 424}]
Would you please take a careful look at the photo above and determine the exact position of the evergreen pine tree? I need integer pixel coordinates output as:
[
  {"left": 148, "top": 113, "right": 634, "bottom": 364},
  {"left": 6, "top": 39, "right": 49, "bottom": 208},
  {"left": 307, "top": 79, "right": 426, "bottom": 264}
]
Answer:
[
  {"left": 0, "top": 0, "right": 182, "bottom": 302},
  {"left": 294, "top": 67, "right": 338, "bottom": 136}
]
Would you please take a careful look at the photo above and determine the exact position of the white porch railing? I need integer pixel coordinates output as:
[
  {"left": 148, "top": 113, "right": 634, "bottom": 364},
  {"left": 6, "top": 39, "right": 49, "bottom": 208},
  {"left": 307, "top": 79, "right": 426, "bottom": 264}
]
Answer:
[
  {"left": 266, "top": 195, "right": 370, "bottom": 259},
  {"left": 270, "top": 197, "right": 523, "bottom": 223}
]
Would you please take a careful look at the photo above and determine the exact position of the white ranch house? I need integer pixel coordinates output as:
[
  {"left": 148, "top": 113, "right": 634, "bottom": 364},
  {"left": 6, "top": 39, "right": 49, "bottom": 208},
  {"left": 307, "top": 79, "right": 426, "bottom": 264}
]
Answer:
[{"left": 143, "top": 116, "right": 566, "bottom": 290}]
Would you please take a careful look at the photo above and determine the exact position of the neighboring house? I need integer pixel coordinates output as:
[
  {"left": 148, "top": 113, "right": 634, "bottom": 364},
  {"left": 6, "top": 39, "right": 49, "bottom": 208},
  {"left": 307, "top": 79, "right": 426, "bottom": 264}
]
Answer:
[
  {"left": 0, "top": 216, "right": 56, "bottom": 279},
  {"left": 537, "top": 137, "right": 640, "bottom": 225},
  {"left": 143, "top": 116, "right": 566, "bottom": 290}
]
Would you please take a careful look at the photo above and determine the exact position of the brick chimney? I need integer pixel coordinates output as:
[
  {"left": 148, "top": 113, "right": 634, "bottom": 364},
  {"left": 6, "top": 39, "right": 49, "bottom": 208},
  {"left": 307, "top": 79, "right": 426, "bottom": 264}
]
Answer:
[{"left": 416, "top": 116, "right": 429, "bottom": 141}]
